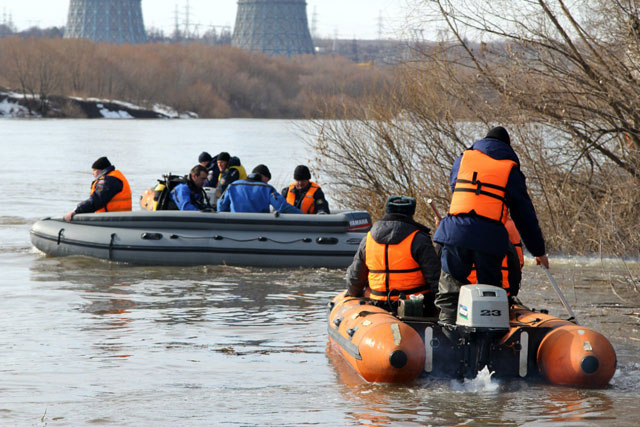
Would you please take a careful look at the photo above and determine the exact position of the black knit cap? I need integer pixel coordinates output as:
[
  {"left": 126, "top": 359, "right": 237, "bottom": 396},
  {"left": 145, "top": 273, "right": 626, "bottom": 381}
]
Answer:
[
  {"left": 486, "top": 126, "right": 511, "bottom": 145},
  {"left": 91, "top": 156, "right": 111, "bottom": 170},
  {"left": 293, "top": 165, "right": 311, "bottom": 181},
  {"left": 217, "top": 152, "right": 230, "bottom": 162},
  {"left": 385, "top": 195, "right": 417, "bottom": 217},
  {"left": 252, "top": 164, "right": 271, "bottom": 180},
  {"left": 198, "top": 151, "right": 212, "bottom": 163}
]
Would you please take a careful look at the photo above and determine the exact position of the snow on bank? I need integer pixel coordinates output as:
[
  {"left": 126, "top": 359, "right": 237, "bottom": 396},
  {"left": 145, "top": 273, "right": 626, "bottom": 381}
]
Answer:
[
  {"left": 0, "top": 90, "right": 197, "bottom": 119},
  {"left": 97, "top": 104, "right": 134, "bottom": 119},
  {"left": 74, "top": 97, "right": 198, "bottom": 119},
  {"left": 0, "top": 97, "right": 40, "bottom": 118},
  {"left": 153, "top": 103, "right": 198, "bottom": 119}
]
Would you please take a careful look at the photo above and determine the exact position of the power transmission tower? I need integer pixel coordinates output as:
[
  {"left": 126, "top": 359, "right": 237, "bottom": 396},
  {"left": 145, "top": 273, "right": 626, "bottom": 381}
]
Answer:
[{"left": 184, "top": 0, "right": 191, "bottom": 39}]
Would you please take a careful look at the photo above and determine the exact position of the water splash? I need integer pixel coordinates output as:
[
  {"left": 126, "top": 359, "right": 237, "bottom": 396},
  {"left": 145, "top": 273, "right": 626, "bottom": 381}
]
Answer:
[{"left": 450, "top": 367, "right": 500, "bottom": 392}]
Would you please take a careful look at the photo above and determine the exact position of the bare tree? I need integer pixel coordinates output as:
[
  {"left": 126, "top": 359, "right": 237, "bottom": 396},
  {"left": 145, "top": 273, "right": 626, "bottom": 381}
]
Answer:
[{"left": 308, "top": 0, "right": 640, "bottom": 255}]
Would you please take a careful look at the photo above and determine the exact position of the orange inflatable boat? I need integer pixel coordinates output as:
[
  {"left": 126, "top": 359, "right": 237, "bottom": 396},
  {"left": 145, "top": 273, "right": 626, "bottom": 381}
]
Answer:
[{"left": 327, "top": 285, "right": 616, "bottom": 388}]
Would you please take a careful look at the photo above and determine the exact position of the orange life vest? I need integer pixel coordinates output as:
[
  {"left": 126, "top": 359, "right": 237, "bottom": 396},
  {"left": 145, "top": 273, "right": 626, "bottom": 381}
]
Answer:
[
  {"left": 365, "top": 230, "right": 429, "bottom": 301},
  {"left": 505, "top": 217, "right": 524, "bottom": 267},
  {"left": 468, "top": 217, "right": 524, "bottom": 293},
  {"left": 449, "top": 149, "right": 517, "bottom": 224},
  {"left": 91, "top": 169, "right": 132, "bottom": 213},
  {"left": 286, "top": 181, "right": 320, "bottom": 214}
]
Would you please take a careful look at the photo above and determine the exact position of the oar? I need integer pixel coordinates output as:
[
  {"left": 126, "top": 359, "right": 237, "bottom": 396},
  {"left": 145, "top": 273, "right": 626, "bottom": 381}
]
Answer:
[
  {"left": 427, "top": 199, "right": 442, "bottom": 221},
  {"left": 540, "top": 265, "right": 578, "bottom": 324}
]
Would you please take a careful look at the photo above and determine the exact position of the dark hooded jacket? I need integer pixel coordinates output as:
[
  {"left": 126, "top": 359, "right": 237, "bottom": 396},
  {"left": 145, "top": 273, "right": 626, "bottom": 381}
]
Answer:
[
  {"left": 433, "top": 137, "right": 546, "bottom": 257},
  {"left": 203, "top": 156, "right": 220, "bottom": 188},
  {"left": 346, "top": 214, "right": 441, "bottom": 297}
]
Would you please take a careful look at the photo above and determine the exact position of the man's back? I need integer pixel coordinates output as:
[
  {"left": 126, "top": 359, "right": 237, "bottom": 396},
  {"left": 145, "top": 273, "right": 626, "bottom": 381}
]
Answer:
[
  {"left": 221, "top": 179, "right": 273, "bottom": 213},
  {"left": 217, "top": 177, "right": 303, "bottom": 214}
]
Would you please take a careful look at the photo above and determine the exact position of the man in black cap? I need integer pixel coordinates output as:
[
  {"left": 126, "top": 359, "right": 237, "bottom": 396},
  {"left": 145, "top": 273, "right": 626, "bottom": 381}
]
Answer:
[
  {"left": 433, "top": 126, "right": 549, "bottom": 325},
  {"left": 217, "top": 164, "right": 302, "bottom": 213},
  {"left": 215, "top": 151, "right": 247, "bottom": 197},
  {"left": 198, "top": 151, "right": 220, "bottom": 188},
  {"left": 281, "top": 165, "right": 330, "bottom": 214},
  {"left": 346, "top": 196, "right": 441, "bottom": 315},
  {"left": 64, "top": 156, "right": 132, "bottom": 222}
]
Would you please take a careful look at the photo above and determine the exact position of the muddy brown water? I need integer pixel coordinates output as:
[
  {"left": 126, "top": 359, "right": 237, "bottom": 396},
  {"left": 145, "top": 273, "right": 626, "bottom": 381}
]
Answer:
[{"left": 1, "top": 120, "right": 639, "bottom": 425}]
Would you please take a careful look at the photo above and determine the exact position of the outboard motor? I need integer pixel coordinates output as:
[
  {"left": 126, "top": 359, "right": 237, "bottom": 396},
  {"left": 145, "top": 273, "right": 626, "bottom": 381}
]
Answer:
[{"left": 452, "top": 285, "right": 510, "bottom": 378}]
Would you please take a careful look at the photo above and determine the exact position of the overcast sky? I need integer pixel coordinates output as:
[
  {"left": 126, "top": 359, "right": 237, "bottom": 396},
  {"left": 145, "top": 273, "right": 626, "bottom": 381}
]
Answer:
[{"left": 0, "top": 0, "right": 412, "bottom": 40}]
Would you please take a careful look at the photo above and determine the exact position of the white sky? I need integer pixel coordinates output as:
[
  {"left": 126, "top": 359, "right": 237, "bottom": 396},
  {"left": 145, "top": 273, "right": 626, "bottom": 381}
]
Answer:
[{"left": 0, "top": 0, "right": 412, "bottom": 40}]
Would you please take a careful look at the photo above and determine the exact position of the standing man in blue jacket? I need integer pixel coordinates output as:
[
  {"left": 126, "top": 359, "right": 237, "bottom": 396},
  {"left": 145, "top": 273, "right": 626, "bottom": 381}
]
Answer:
[
  {"left": 433, "top": 126, "right": 549, "bottom": 325},
  {"left": 217, "top": 164, "right": 302, "bottom": 214}
]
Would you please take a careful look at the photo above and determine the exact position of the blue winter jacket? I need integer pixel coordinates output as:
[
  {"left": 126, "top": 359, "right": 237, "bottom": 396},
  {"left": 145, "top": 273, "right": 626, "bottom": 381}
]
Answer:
[
  {"left": 171, "top": 182, "right": 208, "bottom": 211},
  {"left": 433, "top": 137, "right": 546, "bottom": 257},
  {"left": 217, "top": 175, "right": 303, "bottom": 214}
]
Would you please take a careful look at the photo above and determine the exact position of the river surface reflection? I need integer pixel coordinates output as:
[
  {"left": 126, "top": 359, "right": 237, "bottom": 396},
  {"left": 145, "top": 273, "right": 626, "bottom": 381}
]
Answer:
[{"left": 1, "top": 120, "right": 639, "bottom": 425}]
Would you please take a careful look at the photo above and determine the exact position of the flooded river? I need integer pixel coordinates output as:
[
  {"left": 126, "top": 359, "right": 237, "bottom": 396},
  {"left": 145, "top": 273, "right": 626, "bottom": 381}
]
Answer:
[{"left": 1, "top": 119, "right": 639, "bottom": 425}]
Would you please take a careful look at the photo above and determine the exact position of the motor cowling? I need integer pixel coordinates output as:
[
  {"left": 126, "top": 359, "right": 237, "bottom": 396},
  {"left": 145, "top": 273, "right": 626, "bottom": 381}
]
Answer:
[{"left": 456, "top": 285, "right": 509, "bottom": 329}]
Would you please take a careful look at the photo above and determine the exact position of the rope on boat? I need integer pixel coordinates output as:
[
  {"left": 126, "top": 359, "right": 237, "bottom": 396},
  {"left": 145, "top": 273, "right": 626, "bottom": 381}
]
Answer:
[{"left": 168, "top": 234, "right": 313, "bottom": 245}]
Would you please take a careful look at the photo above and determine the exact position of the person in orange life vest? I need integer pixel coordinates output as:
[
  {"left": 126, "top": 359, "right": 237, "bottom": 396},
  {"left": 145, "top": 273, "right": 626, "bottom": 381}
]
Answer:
[
  {"left": 467, "top": 217, "right": 525, "bottom": 296},
  {"left": 433, "top": 126, "right": 549, "bottom": 324},
  {"left": 281, "top": 165, "right": 330, "bottom": 214},
  {"left": 64, "top": 156, "right": 131, "bottom": 222},
  {"left": 346, "top": 196, "right": 441, "bottom": 314}
]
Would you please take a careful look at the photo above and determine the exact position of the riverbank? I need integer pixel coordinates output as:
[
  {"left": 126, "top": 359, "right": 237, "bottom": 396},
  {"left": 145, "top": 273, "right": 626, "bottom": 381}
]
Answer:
[
  {"left": 0, "top": 39, "right": 390, "bottom": 119},
  {"left": 0, "top": 89, "right": 197, "bottom": 119}
]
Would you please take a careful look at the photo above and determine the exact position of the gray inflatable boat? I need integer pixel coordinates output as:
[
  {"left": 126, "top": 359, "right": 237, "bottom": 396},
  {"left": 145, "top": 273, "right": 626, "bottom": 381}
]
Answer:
[{"left": 30, "top": 210, "right": 372, "bottom": 267}]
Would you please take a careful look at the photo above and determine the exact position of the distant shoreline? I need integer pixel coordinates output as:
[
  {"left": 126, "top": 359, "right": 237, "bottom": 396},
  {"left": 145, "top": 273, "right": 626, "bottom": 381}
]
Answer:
[{"left": 0, "top": 90, "right": 197, "bottom": 119}]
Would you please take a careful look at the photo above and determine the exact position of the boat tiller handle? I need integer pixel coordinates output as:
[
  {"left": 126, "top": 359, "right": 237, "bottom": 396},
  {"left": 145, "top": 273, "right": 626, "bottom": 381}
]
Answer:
[{"left": 540, "top": 265, "right": 578, "bottom": 324}]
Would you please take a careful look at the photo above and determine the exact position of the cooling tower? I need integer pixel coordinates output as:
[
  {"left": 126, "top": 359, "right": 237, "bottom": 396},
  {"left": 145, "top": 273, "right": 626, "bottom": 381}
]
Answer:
[
  {"left": 232, "top": 0, "right": 314, "bottom": 57},
  {"left": 64, "top": 0, "right": 147, "bottom": 45}
]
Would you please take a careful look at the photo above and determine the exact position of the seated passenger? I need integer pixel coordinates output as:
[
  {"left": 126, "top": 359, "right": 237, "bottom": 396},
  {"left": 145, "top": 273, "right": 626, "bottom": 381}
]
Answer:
[
  {"left": 217, "top": 164, "right": 302, "bottom": 214},
  {"left": 171, "top": 165, "right": 211, "bottom": 211},
  {"left": 215, "top": 152, "right": 247, "bottom": 197},
  {"left": 64, "top": 156, "right": 132, "bottom": 222},
  {"left": 281, "top": 165, "right": 330, "bottom": 214},
  {"left": 198, "top": 151, "right": 220, "bottom": 188},
  {"left": 345, "top": 196, "right": 440, "bottom": 316}
]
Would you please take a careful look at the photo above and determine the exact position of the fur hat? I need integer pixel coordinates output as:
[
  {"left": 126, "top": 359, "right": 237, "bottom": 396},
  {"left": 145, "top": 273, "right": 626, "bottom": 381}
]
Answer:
[{"left": 385, "top": 195, "right": 417, "bottom": 217}]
